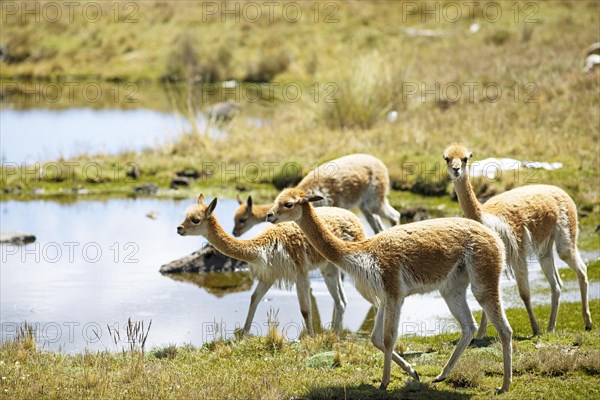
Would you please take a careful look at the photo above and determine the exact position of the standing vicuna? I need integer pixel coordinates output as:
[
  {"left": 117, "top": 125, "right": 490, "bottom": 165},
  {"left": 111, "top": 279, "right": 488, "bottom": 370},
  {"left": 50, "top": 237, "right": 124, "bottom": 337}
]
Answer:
[
  {"left": 266, "top": 188, "right": 513, "bottom": 392},
  {"left": 443, "top": 144, "right": 592, "bottom": 337},
  {"left": 177, "top": 194, "right": 365, "bottom": 336},
  {"left": 233, "top": 154, "right": 400, "bottom": 236}
]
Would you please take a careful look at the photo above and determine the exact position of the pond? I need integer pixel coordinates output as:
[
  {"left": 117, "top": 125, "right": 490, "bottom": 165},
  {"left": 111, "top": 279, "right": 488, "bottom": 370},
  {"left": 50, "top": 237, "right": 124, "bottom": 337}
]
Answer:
[
  {"left": 1, "top": 197, "right": 597, "bottom": 354},
  {"left": 0, "top": 81, "right": 270, "bottom": 164}
]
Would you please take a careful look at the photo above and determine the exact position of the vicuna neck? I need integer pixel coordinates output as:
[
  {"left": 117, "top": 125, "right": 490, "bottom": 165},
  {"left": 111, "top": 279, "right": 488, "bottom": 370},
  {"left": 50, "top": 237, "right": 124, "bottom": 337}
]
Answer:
[
  {"left": 206, "top": 216, "right": 260, "bottom": 263},
  {"left": 453, "top": 173, "right": 483, "bottom": 222},
  {"left": 296, "top": 204, "right": 355, "bottom": 268}
]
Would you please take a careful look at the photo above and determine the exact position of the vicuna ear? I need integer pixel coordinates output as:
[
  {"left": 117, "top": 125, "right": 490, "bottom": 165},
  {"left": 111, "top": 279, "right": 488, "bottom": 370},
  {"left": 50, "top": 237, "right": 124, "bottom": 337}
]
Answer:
[
  {"left": 443, "top": 154, "right": 449, "bottom": 161},
  {"left": 307, "top": 194, "right": 324, "bottom": 203},
  {"left": 236, "top": 194, "right": 244, "bottom": 205},
  {"left": 247, "top": 196, "right": 253, "bottom": 212},
  {"left": 207, "top": 197, "right": 218, "bottom": 216},
  {"left": 198, "top": 194, "right": 205, "bottom": 204},
  {"left": 468, "top": 152, "right": 474, "bottom": 159}
]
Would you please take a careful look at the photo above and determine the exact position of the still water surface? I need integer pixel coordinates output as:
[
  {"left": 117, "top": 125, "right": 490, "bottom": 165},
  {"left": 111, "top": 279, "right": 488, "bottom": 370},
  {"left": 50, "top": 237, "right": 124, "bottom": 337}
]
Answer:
[{"left": 1, "top": 198, "right": 597, "bottom": 353}]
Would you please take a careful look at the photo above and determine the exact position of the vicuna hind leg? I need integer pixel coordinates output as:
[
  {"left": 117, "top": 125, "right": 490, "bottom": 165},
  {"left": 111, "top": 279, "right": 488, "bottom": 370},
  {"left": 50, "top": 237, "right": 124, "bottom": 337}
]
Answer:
[
  {"left": 360, "top": 205, "right": 385, "bottom": 234},
  {"left": 537, "top": 239, "right": 562, "bottom": 332},
  {"left": 376, "top": 198, "right": 401, "bottom": 226},
  {"left": 321, "top": 263, "right": 347, "bottom": 334},
  {"left": 434, "top": 277, "right": 476, "bottom": 382},
  {"left": 555, "top": 228, "right": 592, "bottom": 330},
  {"left": 295, "top": 273, "right": 315, "bottom": 336},
  {"left": 472, "top": 287, "right": 513, "bottom": 393},
  {"left": 515, "top": 259, "right": 541, "bottom": 335},
  {"left": 371, "top": 301, "right": 419, "bottom": 390}
]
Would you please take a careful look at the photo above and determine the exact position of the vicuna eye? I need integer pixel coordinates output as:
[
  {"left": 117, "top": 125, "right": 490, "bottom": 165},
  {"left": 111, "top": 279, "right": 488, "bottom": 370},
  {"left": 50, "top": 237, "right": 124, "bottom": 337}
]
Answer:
[
  {"left": 192, "top": 217, "right": 201, "bottom": 224},
  {"left": 239, "top": 218, "right": 247, "bottom": 224},
  {"left": 284, "top": 203, "right": 293, "bottom": 208},
  {"left": 462, "top": 157, "right": 468, "bottom": 163}
]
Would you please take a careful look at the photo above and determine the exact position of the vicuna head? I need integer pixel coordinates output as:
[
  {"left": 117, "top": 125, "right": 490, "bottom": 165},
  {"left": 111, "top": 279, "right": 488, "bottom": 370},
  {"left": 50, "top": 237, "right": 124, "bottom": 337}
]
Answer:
[
  {"left": 232, "top": 194, "right": 254, "bottom": 237},
  {"left": 177, "top": 194, "right": 218, "bottom": 236},
  {"left": 443, "top": 144, "right": 473, "bottom": 181},
  {"left": 266, "top": 189, "right": 323, "bottom": 224}
]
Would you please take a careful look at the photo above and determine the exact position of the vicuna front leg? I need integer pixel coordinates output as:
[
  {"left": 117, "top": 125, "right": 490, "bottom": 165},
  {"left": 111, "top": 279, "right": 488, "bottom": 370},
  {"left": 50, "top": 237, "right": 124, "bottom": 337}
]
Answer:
[
  {"left": 244, "top": 280, "right": 274, "bottom": 333},
  {"left": 370, "top": 299, "right": 417, "bottom": 390},
  {"left": 556, "top": 234, "right": 593, "bottom": 330},
  {"left": 295, "top": 273, "right": 315, "bottom": 336},
  {"left": 321, "top": 264, "right": 347, "bottom": 333},
  {"left": 475, "top": 312, "right": 488, "bottom": 341}
]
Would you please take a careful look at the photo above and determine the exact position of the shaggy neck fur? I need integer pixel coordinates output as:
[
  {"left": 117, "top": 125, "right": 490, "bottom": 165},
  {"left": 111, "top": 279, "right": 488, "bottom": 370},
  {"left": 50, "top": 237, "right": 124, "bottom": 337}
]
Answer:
[
  {"left": 453, "top": 174, "right": 483, "bottom": 222},
  {"left": 206, "top": 216, "right": 264, "bottom": 263}
]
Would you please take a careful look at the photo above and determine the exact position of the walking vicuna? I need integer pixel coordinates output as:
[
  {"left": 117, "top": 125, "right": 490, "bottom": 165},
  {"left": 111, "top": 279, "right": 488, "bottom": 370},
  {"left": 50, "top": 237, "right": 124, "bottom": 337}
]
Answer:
[
  {"left": 178, "top": 194, "right": 365, "bottom": 335},
  {"left": 266, "top": 188, "right": 513, "bottom": 392},
  {"left": 443, "top": 144, "right": 592, "bottom": 337},
  {"left": 233, "top": 154, "right": 400, "bottom": 236}
]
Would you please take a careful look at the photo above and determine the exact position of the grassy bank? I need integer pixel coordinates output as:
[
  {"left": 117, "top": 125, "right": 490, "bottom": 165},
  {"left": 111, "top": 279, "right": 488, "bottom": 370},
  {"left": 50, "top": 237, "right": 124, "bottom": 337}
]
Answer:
[
  {"left": 1, "top": 1, "right": 599, "bottom": 247},
  {"left": 0, "top": 300, "right": 599, "bottom": 399}
]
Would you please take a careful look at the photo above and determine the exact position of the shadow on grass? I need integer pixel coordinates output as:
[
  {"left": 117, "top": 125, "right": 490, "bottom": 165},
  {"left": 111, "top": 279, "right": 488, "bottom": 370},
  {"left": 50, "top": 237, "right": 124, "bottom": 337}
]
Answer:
[
  {"left": 305, "top": 380, "right": 472, "bottom": 400},
  {"left": 469, "top": 333, "right": 533, "bottom": 348}
]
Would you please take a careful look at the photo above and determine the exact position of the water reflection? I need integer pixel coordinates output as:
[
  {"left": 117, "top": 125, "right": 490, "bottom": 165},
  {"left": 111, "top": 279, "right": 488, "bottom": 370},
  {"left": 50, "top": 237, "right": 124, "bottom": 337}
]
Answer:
[
  {"left": 0, "top": 81, "right": 273, "bottom": 164},
  {"left": 164, "top": 271, "right": 253, "bottom": 297},
  {"left": 0, "top": 108, "right": 218, "bottom": 163}
]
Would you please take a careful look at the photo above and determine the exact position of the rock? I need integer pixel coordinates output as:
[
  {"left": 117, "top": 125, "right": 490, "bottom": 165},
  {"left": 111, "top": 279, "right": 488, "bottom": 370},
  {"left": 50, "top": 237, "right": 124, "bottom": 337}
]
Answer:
[
  {"left": 206, "top": 101, "right": 240, "bottom": 122},
  {"left": 304, "top": 351, "right": 340, "bottom": 369},
  {"left": 71, "top": 186, "right": 88, "bottom": 195},
  {"left": 126, "top": 164, "right": 141, "bottom": 179},
  {"left": 401, "top": 207, "right": 429, "bottom": 222},
  {"left": 0, "top": 231, "right": 36, "bottom": 245},
  {"left": 160, "top": 244, "right": 248, "bottom": 274},
  {"left": 175, "top": 168, "right": 201, "bottom": 180},
  {"left": 411, "top": 178, "right": 448, "bottom": 197},
  {"left": 170, "top": 176, "right": 190, "bottom": 190},
  {"left": 133, "top": 183, "right": 158, "bottom": 195},
  {"left": 403, "top": 27, "right": 447, "bottom": 38}
]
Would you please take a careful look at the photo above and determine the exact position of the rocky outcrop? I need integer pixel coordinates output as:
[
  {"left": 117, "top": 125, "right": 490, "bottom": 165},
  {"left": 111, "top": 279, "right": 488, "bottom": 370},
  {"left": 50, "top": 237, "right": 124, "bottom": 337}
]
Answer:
[
  {"left": 0, "top": 231, "right": 36, "bottom": 245},
  {"left": 160, "top": 244, "right": 248, "bottom": 274}
]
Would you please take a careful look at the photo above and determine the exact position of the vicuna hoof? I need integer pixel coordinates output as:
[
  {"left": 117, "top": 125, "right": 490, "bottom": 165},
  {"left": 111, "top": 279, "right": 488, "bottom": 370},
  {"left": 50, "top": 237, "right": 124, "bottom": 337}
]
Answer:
[
  {"left": 432, "top": 376, "right": 446, "bottom": 383},
  {"left": 410, "top": 370, "right": 420, "bottom": 381},
  {"left": 495, "top": 387, "right": 509, "bottom": 394},
  {"left": 378, "top": 383, "right": 388, "bottom": 390}
]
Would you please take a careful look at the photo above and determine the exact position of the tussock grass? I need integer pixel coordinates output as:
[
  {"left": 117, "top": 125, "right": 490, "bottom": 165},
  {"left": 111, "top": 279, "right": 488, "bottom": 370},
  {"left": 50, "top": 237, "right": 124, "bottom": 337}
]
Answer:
[{"left": 1, "top": 301, "right": 598, "bottom": 399}]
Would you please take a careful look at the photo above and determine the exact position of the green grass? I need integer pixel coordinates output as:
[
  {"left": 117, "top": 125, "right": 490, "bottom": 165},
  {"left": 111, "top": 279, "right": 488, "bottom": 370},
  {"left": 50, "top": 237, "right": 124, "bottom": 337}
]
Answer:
[
  {"left": 2, "top": 2, "right": 599, "bottom": 206},
  {"left": 560, "top": 260, "right": 600, "bottom": 282},
  {"left": 1, "top": 301, "right": 599, "bottom": 399}
]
